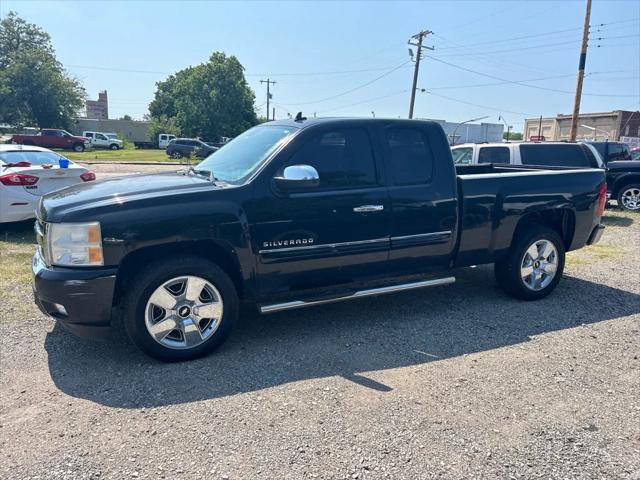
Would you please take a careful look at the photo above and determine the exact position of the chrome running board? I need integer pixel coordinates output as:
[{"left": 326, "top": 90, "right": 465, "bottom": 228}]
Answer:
[{"left": 259, "top": 277, "right": 456, "bottom": 314}]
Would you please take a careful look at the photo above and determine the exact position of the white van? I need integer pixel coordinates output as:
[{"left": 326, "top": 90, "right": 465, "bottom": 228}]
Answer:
[
  {"left": 83, "top": 131, "right": 123, "bottom": 150},
  {"left": 451, "top": 142, "right": 604, "bottom": 169},
  {"left": 158, "top": 134, "right": 176, "bottom": 149}
]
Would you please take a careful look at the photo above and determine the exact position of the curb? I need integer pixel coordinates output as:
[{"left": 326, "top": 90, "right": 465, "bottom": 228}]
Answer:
[{"left": 77, "top": 161, "right": 184, "bottom": 166}]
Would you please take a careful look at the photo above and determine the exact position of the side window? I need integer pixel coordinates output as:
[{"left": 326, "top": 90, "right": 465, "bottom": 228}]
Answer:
[
  {"left": 97, "top": 134, "right": 107, "bottom": 140},
  {"left": 478, "top": 146, "right": 510, "bottom": 164},
  {"left": 289, "top": 128, "right": 377, "bottom": 189},
  {"left": 451, "top": 147, "right": 473, "bottom": 165},
  {"left": 42, "top": 130, "right": 55, "bottom": 137},
  {"left": 520, "top": 145, "right": 590, "bottom": 167},
  {"left": 581, "top": 145, "right": 601, "bottom": 168},
  {"left": 160, "top": 135, "right": 167, "bottom": 141},
  {"left": 385, "top": 127, "right": 433, "bottom": 185},
  {"left": 607, "top": 144, "right": 630, "bottom": 161}
]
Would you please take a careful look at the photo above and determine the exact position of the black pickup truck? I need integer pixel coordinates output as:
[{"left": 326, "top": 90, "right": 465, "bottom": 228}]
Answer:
[
  {"left": 33, "top": 118, "right": 607, "bottom": 361},
  {"left": 584, "top": 141, "right": 640, "bottom": 211}
]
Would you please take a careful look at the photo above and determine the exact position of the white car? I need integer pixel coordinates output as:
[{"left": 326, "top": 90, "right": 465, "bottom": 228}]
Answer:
[
  {"left": 451, "top": 142, "right": 604, "bottom": 169},
  {"left": 0, "top": 145, "right": 95, "bottom": 223},
  {"left": 83, "top": 131, "right": 123, "bottom": 150}
]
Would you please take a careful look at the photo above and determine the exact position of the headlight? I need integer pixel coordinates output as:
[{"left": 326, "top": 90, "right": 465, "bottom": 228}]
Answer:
[{"left": 48, "top": 222, "right": 103, "bottom": 267}]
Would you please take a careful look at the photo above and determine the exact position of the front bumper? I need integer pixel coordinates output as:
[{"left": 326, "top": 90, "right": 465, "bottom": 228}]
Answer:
[
  {"left": 32, "top": 250, "right": 118, "bottom": 338},
  {"left": 587, "top": 224, "right": 605, "bottom": 245}
]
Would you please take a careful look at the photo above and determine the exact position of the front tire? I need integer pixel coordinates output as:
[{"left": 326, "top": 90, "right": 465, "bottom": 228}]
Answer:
[
  {"left": 73, "top": 143, "right": 85, "bottom": 152},
  {"left": 110, "top": 143, "right": 120, "bottom": 150},
  {"left": 494, "top": 225, "right": 565, "bottom": 301},
  {"left": 122, "top": 256, "right": 238, "bottom": 362},
  {"left": 617, "top": 184, "right": 640, "bottom": 211}
]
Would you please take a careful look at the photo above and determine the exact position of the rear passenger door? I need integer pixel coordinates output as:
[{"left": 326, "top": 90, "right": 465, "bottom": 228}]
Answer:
[{"left": 381, "top": 124, "right": 458, "bottom": 275}]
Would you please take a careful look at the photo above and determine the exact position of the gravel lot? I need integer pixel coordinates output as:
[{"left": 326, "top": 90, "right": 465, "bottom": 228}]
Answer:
[
  {"left": 1, "top": 206, "right": 639, "bottom": 479},
  {"left": 78, "top": 161, "right": 180, "bottom": 180}
]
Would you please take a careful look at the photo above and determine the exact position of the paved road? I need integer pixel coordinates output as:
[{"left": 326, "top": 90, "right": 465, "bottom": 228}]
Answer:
[{"left": 1, "top": 210, "right": 639, "bottom": 479}]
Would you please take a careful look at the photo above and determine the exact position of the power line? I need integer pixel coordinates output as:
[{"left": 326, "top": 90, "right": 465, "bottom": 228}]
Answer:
[
  {"left": 425, "top": 55, "right": 638, "bottom": 97},
  {"left": 277, "top": 61, "right": 410, "bottom": 106},
  {"left": 433, "top": 40, "right": 579, "bottom": 57},
  {"left": 67, "top": 62, "right": 410, "bottom": 78},
  {"left": 421, "top": 90, "right": 538, "bottom": 117},
  {"left": 316, "top": 90, "right": 408, "bottom": 114}
]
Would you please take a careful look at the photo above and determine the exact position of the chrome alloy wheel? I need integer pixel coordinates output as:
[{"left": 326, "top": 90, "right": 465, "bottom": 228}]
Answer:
[
  {"left": 620, "top": 187, "right": 640, "bottom": 210},
  {"left": 144, "top": 276, "right": 223, "bottom": 350},
  {"left": 520, "top": 239, "right": 558, "bottom": 291}
]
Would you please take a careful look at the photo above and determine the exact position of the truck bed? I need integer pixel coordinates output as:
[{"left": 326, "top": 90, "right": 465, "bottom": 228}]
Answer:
[{"left": 453, "top": 163, "right": 605, "bottom": 267}]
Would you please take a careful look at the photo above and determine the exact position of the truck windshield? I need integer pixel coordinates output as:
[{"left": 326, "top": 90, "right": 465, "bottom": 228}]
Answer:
[{"left": 196, "top": 125, "right": 295, "bottom": 183}]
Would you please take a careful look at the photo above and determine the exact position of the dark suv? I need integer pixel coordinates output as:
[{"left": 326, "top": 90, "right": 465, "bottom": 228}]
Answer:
[
  {"left": 166, "top": 138, "right": 218, "bottom": 159},
  {"left": 585, "top": 141, "right": 632, "bottom": 162}
]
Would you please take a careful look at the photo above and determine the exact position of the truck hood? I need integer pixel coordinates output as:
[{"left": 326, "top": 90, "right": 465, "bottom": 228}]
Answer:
[{"left": 40, "top": 171, "right": 222, "bottom": 221}]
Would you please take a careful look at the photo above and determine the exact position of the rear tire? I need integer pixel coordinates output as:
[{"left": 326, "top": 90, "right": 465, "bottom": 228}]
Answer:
[
  {"left": 73, "top": 143, "right": 85, "bottom": 152},
  {"left": 122, "top": 256, "right": 238, "bottom": 362},
  {"left": 616, "top": 184, "right": 640, "bottom": 211},
  {"left": 494, "top": 225, "right": 565, "bottom": 301}
]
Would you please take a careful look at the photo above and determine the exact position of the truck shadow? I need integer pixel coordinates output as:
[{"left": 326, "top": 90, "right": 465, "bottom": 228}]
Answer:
[{"left": 44, "top": 266, "right": 640, "bottom": 408}]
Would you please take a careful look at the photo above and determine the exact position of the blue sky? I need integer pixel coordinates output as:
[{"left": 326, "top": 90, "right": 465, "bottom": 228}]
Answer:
[{"left": 1, "top": 0, "right": 638, "bottom": 130}]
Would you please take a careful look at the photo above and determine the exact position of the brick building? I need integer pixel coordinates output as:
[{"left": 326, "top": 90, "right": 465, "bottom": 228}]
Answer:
[
  {"left": 85, "top": 90, "right": 109, "bottom": 120},
  {"left": 523, "top": 110, "right": 640, "bottom": 142}
]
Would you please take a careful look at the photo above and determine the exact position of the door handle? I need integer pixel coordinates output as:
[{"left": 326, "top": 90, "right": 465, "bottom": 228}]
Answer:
[{"left": 353, "top": 205, "right": 384, "bottom": 213}]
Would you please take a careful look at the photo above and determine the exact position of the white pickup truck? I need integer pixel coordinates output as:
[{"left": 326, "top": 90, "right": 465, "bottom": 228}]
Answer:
[
  {"left": 451, "top": 142, "right": 603, "bottom": 168},
  {"left": 83, "top": 131, "right": 123, "bottom": 150}
]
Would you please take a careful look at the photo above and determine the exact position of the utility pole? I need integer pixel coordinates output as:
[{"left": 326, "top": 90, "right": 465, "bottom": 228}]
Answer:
[
  {"left": 569, "top": 0, "right": 592, "bottom": 141},
  {"left": 408, "top": 30, "right": 434, "bottom": 119},
  {"left": 260, "top": 79, "right": 276, "bottom": 121}
]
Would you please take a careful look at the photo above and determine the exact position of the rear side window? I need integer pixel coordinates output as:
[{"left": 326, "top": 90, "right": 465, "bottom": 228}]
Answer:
[
  {"left": 520, "top": 144, "right": 591, "bottom": 167},
  {"left": 581, "top": 145, "right": 600, "bottom": 168},
  {"left": 451, "top": 147, "right": 473, "bottom": 165},
  {"left": 290, "top": 128, "right": 377, "bottom": 189},
  {"left": 478, "top": 146, "right": 510, "bottom": 164},
  {"left": 385, "top": 127, "right": 433, "bottom": 185}
]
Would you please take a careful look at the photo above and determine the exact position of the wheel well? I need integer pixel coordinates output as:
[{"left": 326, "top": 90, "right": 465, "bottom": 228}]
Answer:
[
  {"left": 612, "top": 175, "right": 640, "bottom": 197},
  {"left": 113, "top": 241, "right": 245, "bottom": 307},
  {"left": 513, "top": 209, "right": 575, "bottom": 250}
]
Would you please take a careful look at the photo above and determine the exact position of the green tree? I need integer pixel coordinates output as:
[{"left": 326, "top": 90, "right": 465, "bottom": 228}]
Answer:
[
  {"left": 120, "top": 114, "right": 133, "bottom": 121},
  {"left": 148, "top": 114, "right": 181, "bottom": 142},
  {"left": 504, "top": 131, "right": 523, "bottom": 141},
  {"left": 148, "top": 52, "right": 258, "bottom": 140},
  {"left": 0, "top": 12, "right": 85, "bottom": 128}
]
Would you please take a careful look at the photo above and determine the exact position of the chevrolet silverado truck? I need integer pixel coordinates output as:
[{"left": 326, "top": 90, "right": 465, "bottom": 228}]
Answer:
[
  {"left": 32, "top": 118, "right": 607, "bottom": 361},
  {"left": 11, "top": 129, "right": 91, "bottom": 152}
]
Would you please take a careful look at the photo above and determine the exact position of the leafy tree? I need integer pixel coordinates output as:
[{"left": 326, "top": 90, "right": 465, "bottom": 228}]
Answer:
[
  {"left": 149, "top": 52, "right": 258, "bottom": 141},
  {"left": 504, "top": 132, "right": 523, "bottom": 141},
  {"left": 0, "top": 12, "right": 85, "bottom": 129},
  {"left": 148, "top": 114, "right": 181, "bottom": 142},
  {"left": 120, "top": 114, "right": 133, "bottom": 121}
]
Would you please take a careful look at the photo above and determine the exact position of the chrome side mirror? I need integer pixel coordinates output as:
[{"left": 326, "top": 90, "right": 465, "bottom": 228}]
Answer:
[{"left": 273, "top": 164, "right": 320, "bottom": 191}]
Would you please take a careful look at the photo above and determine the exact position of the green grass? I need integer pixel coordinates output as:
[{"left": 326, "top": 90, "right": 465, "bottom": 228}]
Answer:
[
  {"left": 0, "top": 222, "right": 37, "bottom": 321},
  {"left": 62, "top": 148, "right": 174, "bottom": 163}
]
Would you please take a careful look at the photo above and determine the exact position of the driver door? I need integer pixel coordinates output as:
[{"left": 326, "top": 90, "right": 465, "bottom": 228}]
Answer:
[{"left": 248, "top": 125, "right": 391, "bottom": 300}]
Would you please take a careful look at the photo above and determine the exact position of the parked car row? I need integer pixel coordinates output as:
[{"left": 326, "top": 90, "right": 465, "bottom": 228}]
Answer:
[{"left": 451, "top": 141, "right": 640, "bottom": 211}]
